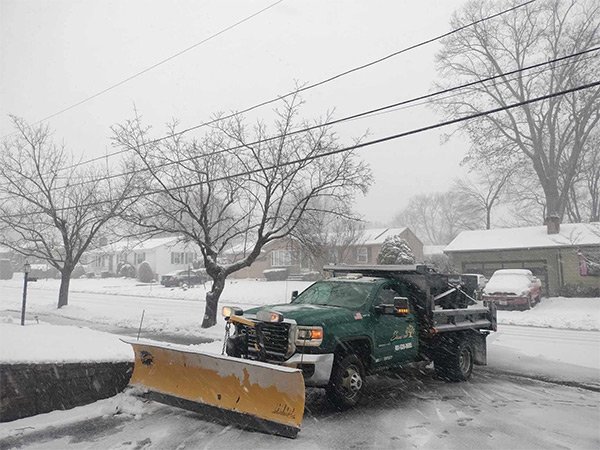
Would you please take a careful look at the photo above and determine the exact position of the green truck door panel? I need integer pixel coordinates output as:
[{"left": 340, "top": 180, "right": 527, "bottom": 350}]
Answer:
[{"left": 371, "top": 284, "right": 419, "bottom": 366}]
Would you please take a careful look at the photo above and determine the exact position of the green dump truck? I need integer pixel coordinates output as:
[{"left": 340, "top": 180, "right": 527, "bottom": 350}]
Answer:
[{"left": 224, "top": 264, "right": 497, "bottom": 409}]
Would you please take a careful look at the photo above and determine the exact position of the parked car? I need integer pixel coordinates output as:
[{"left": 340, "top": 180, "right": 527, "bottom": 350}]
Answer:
[
  {"left": 160, "top": 269, "right": 208, "bottom": 287},
  {"left": 482, "top": 269, "right": 542, "bottom": 310}
]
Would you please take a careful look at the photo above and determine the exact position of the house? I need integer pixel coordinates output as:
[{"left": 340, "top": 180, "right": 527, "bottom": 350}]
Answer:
[
  {"left": 89, "top": 236, "right": 201, "bottom": 278},
  {"left": 444, "top": 221, "right": 600, "bottom": 296},
  {"left": 228, "top": 227, "right": 424, "bottom": 279},
  {"left": 340, "top": 227, "right": 424, "bottom": 265}
]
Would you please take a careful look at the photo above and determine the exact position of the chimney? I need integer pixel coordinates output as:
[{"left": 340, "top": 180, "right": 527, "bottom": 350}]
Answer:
[{"left": 545, "top": 215, "right": 560, "bottom": 235}]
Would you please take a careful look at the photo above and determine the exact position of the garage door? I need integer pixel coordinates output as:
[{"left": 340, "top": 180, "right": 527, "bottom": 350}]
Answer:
[{"left": 462, "top": 260, "right": 549, "bottom": 296}]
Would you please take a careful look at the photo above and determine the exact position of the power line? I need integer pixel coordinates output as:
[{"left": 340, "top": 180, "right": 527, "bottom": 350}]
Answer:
[
  {"left": 3, "top": 78, "right": 598, "bottom": 219},
  {"left": 1, "top": 0, "right": 286, "bottom": 138},
  {"left": 41, "top": 46, "right": 600, "bottom": 191},
  {"left": 50, "top": 0, "right": 537, "bottom": 173}
]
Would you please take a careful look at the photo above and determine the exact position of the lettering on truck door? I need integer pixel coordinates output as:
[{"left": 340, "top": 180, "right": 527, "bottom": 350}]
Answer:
[{"left": 371, "top": 283, "right": 419, "bottom": 366}]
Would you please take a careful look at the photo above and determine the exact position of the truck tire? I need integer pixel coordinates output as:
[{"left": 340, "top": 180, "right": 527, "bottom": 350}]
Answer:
[
  {"left": 434, "top": 338, "right": 474, "bottom": 382},
  {"left": 326, "top": 354, "right": 365, "bottom": 409}
]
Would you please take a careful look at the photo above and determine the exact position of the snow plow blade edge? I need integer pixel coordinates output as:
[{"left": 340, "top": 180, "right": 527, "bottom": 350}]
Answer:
[{"left": 124, "top": 339, "right": 305, "bottom": 438}]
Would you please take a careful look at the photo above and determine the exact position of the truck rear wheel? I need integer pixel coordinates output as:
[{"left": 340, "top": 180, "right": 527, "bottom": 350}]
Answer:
[
  {"left": 326, "top": 354, "right": 365, "bottom": 409},
  {"left": 434, "top": 338, "right": 474, "bottom": 382}
]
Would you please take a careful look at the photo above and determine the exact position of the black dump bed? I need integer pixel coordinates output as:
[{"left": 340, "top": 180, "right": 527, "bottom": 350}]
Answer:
[{"left": 323, "top": 265, "right": 497, "bottom": 334}]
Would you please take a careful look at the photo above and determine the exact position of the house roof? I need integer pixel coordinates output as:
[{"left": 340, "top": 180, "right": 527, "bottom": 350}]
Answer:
[
  {"left": 360, "top": 228, "right": 407, "bottom": 245},
  {"left": 423, "top": 245, "right": 446, "bottom": 256},
  {"left": 94, "top": 236, "right": 188, "bottom": 254},
  {"left": 445, "top": 223, "right": 600, "bottom": 253}
]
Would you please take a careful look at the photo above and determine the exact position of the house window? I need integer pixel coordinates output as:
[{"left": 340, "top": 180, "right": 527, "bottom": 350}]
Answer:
[
  {"left": 135, "top": 253, "right": 146, "bottom": 264},
  {"left": 357, "top": 247, "right": 368, "bottom": 263},
  {"left": 171, "top": 252, "right": 184, "bottom": 264},
  {"left": 184, "top": 252, "right": 197, "bottom": 264},
  {"left": 272, "top": 250, "right": 293, "bottom": 267}
]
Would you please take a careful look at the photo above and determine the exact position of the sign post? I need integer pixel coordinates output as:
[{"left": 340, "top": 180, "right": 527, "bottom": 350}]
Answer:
[{"left": 20, "top": 261, "right": 31, "bottom": 326}]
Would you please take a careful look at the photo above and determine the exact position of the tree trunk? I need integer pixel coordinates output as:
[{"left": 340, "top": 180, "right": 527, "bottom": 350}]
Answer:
[
  {"left": 57, "top": 268, "right": 72, "bottom": 308},
  {"left": 201, "top": 275, "right": 226, "bottom": 328}
]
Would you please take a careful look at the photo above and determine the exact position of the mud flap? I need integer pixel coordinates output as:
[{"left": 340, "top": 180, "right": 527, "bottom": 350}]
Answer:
[{"left": 124, "top": 339, "right": 305, "bottom": 438}]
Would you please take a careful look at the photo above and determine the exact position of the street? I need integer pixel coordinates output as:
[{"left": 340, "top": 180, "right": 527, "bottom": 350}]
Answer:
[{"left": 1, "top": 367, "right": 597, "bottom": 449}]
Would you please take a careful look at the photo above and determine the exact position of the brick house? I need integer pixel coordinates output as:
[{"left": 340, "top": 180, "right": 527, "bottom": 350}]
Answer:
[{"left": 229, "top": 227, "right": 424, "bottom": 279}]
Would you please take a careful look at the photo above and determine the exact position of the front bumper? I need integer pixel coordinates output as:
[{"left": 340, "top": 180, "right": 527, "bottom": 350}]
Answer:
[
  {"left": 282, "top": 353, "right": 334, "bottom": 387},
  {"left": 483, "top": 295, "right": 529, "bottom": 308}
]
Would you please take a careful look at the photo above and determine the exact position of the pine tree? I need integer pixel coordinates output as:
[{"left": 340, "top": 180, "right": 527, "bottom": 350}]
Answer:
[{"left": 377, "top": 235, "right": 415, "bottom": 265}]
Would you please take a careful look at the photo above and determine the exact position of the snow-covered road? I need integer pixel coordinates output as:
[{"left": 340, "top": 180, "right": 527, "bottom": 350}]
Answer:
[{"left": 1, "top": 369, "right": 597, "bottom": 449}]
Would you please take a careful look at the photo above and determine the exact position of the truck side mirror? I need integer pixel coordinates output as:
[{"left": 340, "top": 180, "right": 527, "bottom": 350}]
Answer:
[
  {"left": 291, "top": 290, "right": 298, "bottom": 301},
  {"left": 394, "top": 297, "right": 410, "bottom": 316}
]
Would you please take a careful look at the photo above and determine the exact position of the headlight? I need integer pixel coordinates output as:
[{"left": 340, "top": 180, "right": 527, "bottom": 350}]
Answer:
[{"left": 295, "top": 326, "right": 323, "bottom": 347}]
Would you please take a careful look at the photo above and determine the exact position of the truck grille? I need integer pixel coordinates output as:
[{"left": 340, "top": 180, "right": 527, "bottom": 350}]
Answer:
[{"left": 237, "top": 322, "right": 291, "bottom": 362}]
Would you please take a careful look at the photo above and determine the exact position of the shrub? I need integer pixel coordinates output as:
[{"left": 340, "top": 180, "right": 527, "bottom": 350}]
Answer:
[
  {"left": 263, "top": 268, "right": 288, "bottom": 281},
  {"left": 137, "top": 261, "right": 155, "bottom": 283},
  {"left": 557, "top": 284, "right": 600, "bottom": 298},
  {"left": 100, "top": 271, "right": 116, "bottom": 278},
  {"left": 119, "top": 263, "right": 136, "bottom": 278}
]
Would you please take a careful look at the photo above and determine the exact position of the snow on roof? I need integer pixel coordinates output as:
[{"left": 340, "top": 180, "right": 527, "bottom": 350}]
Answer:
[
  {"left": 445, "top": 223, "right": 600, "bottom": 253},
  {"left": 94, "top": 236, "right": 188, "bottom": 254},
  {"left": 132, "top": 236, "right": 183, "bottom": 251},
  {"left": 423, "top": 245, "right": 446, "bottom": 256},
  {"left": 360, "top": 227, "right": 407, "bottom": 245}
]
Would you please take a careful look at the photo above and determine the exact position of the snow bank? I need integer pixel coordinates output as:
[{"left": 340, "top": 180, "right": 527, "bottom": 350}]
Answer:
[
  {"left": 0, "top": 391, "right": 155, "bottom": 440},
  {"left": 0, "top": 316, "right": 133, "bottom": 363},
  {"left": 497, "top": 297, "right": 600, "bottom": 331}
]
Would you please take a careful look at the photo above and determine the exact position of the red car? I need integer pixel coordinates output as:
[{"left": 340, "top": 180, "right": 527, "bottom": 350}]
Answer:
[{"left": 482, "top": 269, "right": 542, "bottom": 310}]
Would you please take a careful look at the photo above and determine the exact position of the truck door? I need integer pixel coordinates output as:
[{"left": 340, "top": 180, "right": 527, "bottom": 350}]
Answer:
[{"left": 371, "top": 283, "right": 419, "bottom": 367}]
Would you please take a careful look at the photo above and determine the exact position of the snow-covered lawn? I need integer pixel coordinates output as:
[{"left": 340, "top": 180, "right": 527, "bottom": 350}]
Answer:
[
  {"left": 0, "top": 316, "right": 133, "bottom": 363},
  {"left": 1, "top": 276, "right": 598, "bottom": 333},
  {"left": 0, "top": 275, "right": 598, "bottom": 370},
  {"left": 498, "top": 296, "right": 600, "bottom": 331}
]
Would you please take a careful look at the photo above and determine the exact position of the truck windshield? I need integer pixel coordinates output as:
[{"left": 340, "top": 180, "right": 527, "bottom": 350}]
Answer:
[{"left": 292, "top": 281, "right": 372, "bottom": 309}]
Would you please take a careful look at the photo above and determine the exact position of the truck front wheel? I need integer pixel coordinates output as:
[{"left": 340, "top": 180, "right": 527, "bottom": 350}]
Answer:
[
  {"left": 434, "top": 339, "right": 474, "bottom": 382},
  {"left": 326, "top": 354, "right": 365, "bottom": 409}
]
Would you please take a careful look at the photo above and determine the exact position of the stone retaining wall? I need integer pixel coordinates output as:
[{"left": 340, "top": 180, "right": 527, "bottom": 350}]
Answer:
[{"left": 0, "top": 362, "right": 132, "bottom": 422}]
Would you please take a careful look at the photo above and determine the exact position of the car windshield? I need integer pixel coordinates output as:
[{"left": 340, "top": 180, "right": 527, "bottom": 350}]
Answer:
[{"left": 292, "top": 281, "right": 372, "bottom": 309}]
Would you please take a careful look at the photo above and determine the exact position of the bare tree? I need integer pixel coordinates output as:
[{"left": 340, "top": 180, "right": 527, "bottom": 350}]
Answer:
[
  {"left": 393, "top": 191, "right": 482, "bottom": 245},
  {"left": 567, "top": 131, "right": 600, "bottom": 222},
  {"left": 436, "top": 0, "right": 600, "bottom": 223},
  {"left": 292, "top": 200, "right": 366, "bottom": 271},
  {"left": 455, "top": 169, "right": 511, "bottom": 229},
  {"left": 0, "top": 117, "right": 139, "bottom": 308},
  {"left": 502, "top": 170, "right": 548, "bottom": 226},
  {"left": 112, "top": 96, "right": 372, "bottom": 327}
]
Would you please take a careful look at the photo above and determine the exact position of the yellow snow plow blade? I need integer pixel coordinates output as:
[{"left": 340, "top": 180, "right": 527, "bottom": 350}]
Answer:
[{"left": 124, "top": 339, "right": 305, "bottom": 438}]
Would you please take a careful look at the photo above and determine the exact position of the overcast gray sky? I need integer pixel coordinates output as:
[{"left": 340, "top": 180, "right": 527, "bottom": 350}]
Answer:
[{"left": 0, "top": 0, "right": 470, "bottom": 224}]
